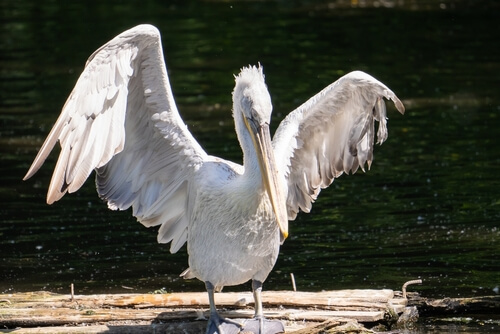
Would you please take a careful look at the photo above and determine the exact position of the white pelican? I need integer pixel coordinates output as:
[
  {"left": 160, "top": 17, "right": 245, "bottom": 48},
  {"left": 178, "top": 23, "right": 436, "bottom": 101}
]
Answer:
[{"left": 24, "top": 24, "right": 404, "bottom": 334}]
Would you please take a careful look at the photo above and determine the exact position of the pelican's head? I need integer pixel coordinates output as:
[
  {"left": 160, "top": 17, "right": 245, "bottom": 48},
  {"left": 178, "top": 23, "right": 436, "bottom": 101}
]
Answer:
[{"left": 233, "top": 65, "right": 289, "bottom": 242}]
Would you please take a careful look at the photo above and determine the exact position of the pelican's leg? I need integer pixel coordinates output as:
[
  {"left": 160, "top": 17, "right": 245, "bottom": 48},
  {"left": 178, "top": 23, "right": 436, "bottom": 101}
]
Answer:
[
  {"left": 251, "top": 280, "right": 284, "bottom": 334},
  {"left": 252, "top": 279, "right": 265, "bottom": 333},
  {"left": 205, "top": 281, "right": 242, "bottom": 334}
]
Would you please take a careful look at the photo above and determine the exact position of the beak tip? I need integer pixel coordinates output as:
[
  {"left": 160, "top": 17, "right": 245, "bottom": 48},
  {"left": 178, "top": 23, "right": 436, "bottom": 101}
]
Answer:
[{"left": 280, "top": 230, "right": 288, "bottom": 244}]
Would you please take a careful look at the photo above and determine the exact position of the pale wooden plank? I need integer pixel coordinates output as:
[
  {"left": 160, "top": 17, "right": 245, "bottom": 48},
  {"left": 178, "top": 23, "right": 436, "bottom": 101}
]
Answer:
[
  {"left": 0, "top": 306, "right": 385, "bottom": 326},
  {"left": 0, "top": 289, "right": 399, "bottom": 309}
]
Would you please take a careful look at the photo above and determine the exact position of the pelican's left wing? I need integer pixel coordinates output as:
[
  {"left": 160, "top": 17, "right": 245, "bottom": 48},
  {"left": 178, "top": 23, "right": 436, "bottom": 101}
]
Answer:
[
  {"left": 24, "top": 25, "right": 207, "bottom": 253},
  {"left": 272, "top": 71, "right": 404, "bottom": 220}
]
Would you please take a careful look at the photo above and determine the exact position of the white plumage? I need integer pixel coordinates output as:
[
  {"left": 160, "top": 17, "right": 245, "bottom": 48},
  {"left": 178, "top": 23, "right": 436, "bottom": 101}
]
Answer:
[{"left": 24, "top": 24, "right": 404, "bottom": 333}]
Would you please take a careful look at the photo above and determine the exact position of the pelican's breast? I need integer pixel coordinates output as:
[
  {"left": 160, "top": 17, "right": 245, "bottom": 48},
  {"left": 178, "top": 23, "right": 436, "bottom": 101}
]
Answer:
[{"left": 186, "top": 158, "right": 281, "bottom": 287}]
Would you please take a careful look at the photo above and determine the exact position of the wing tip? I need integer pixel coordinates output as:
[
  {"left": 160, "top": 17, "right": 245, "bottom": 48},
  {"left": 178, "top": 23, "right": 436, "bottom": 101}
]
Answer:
[
  {"left": 393, "top": 96, "right": 405, "bottom": 115},
  {"left": 345, "top": 70, "right": 405, "bottom": 116},
  {"left": 382, "top": 86, "right": 405, "bottom": 115},
  {"left": 22, "top": 170, "right": 34, "bottom": 181},
  {"left": 23, "top": 159, "right": 45, "bottom": 181},
  {"left": 46, "top": 189, "right": 64, "bottom": 205}
]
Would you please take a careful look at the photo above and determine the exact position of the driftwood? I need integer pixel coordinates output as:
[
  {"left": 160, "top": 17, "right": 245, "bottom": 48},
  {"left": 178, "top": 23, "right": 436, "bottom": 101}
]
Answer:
[
  {"left": 407, "top": 293, "right": 500, "bottom": 316},
  {"left": 0, "top": 289, "right": 407, "bottom": 333},
  {"left": 0, "top": 289, "right": 402, "bottom": 310},
  {"left": 1, "top": 285, "right": 498, "bottom": 334}
]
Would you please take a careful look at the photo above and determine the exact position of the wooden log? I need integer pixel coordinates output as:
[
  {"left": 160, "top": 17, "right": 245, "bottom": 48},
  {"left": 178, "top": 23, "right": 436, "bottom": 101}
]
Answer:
[
  {"left": 2, "top": 290, "right": 498, "bottom": 333},
  {"left": 0, "top": 322, "right": 209, "bottom": 334},
  {"left": 0, "top": 289, "right": 400, "bottom": 310},
  {"left": 286, "top": 319, "right": 374, "bottom": 334},
  {"left": 0, "top": 306, "right": 385, "bottom": 327},
  {"left": 0, "top": 290, "right": 407, "bottom": 333},
  {"left": 408, "top": 294, "right": 500, "bottom": 316},
  {"left": 0, "top": 320, "right": 376, "bottom": 334},
  {"left": 0, "top": 321, "right": 324, "bottom": 334}
]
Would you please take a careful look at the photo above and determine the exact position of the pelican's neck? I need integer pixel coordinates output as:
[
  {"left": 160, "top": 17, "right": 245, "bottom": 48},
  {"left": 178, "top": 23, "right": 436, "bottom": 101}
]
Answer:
[{"left": 243, "top": 143, "right": 265, "bottom": 190}]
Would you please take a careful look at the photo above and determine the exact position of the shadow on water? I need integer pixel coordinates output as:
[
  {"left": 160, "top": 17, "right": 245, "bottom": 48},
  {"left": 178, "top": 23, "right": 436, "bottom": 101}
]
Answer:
[{"left": 1, "top": 1, "right": 499, "bottom": 332}]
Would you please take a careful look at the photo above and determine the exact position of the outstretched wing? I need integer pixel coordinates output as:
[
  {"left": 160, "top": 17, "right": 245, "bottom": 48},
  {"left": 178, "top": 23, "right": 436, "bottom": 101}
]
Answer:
[
  {"left": 272, "top": 71, "right": 404, "bottom": 220},
  {"left": 24, "top": 24, "right": 208, "bottom": 252}
]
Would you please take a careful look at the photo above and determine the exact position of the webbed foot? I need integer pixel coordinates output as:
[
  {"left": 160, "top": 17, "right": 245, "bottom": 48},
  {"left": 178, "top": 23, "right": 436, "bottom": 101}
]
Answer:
[
  {"left": 239, "top": 317, "right": 285, "bottom": 334},
  {"left": 205, "top": 312, "right": 243, "bottom": 334}
]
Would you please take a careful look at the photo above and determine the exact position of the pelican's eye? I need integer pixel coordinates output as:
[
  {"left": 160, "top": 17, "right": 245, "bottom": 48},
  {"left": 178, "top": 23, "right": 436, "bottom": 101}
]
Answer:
[{"left": 241, "top": 94, "right": 253, "bottom": 115}]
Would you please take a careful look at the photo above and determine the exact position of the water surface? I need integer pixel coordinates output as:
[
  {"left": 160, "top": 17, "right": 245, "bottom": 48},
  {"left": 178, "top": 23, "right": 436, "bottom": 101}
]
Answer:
[{"left": 1, "top": 1, "right": 499, "bottom": 330}]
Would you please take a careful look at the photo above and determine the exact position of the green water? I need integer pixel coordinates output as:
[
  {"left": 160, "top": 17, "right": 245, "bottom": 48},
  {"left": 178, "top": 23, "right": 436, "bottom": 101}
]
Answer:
[{"left": 1, "top": 1, "right": 499, "bottom": 331}]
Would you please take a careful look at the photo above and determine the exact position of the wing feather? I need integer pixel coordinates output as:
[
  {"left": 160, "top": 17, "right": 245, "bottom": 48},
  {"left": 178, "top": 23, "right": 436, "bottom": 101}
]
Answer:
[
  {"left": 273, "top": 71, "right": 404, "bottom": 220},
  {"left": 24, "top": 24, "right": 208, "bottom": 253}
]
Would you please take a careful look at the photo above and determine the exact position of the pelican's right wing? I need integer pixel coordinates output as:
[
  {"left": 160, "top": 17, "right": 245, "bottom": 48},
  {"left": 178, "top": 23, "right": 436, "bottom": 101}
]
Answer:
[
  {"left": 272, "top": 71, "right": 404, "bottom": 220},
  {"left": 24, "top": 25, "right": 207, "bottom": 253}
]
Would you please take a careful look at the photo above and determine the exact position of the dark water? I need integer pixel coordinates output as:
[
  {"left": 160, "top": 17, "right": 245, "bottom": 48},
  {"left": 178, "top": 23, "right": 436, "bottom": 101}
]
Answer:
[{"left": 1, "top": 0, "right": 499, "bottom": 332}]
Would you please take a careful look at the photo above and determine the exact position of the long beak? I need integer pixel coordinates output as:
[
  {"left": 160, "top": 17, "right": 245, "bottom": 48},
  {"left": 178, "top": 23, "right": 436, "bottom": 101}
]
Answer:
[{"left": 245, "top": 117, "right": 289, "bottom": 243}]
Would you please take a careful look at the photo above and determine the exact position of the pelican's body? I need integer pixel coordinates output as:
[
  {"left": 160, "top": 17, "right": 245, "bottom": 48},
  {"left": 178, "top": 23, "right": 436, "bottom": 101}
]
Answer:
[
  {"left": 187, "top": 158, "right": 280, "bottom": 288},
  {"left": 24, "top": 25, "right": 404, "bottom": 333}
]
